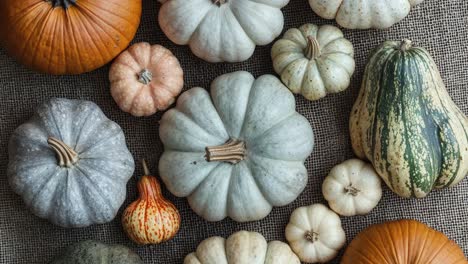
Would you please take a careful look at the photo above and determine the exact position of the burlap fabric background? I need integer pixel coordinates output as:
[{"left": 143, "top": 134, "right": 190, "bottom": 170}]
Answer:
[{"left": 0, "top": 0, "right": 467, "bottom": 263}]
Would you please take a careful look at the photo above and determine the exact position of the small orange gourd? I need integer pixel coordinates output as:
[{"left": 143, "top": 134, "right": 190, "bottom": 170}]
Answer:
[
  {"left": 122, "top": 160, "right": 180, "bottom": 245},
  {"left": 109, "top": 42, "right": 184, "bottom": 117},
  {"left": 341, "top": 219, "right": 468, "bottom": 264}
]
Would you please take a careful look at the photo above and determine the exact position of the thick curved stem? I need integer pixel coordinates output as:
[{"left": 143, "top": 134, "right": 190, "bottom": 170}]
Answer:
[
  {"left": 138, "top": 69, "right": 153, "bottom": 85},
  {"left": 205, "top": 139, "right": 245, "bottom": 164},
  {"left": 48, "top": 0, "right": 77, "bottom": 9},
  {"left": 48, "top": 137, "right": 79, "bottom": 168},
  {"left": 400, "top": 39, "right": 413, "bottom": 51},
  {"left": 345, "top": 185, "right": 360, "bottom": 196},
  {"left": 305, "top": 36, "right": 321, "bottom": 59},
  {"left": 305, "top": 231, "right": 319, "bottom": 243},
  {"left": 212, "top": 0, "right": 227, "bottom": 6}
]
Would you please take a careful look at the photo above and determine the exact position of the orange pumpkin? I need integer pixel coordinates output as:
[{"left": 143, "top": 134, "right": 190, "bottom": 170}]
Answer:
[
  {"left": 109, "top": 42, "right": 184, "bottom": 117},
  {"left": 341, "top": 219, "right": 467, "bottom": 264},
  {"left": 0, "top": 0, "right": 141, "bottom": 75}
]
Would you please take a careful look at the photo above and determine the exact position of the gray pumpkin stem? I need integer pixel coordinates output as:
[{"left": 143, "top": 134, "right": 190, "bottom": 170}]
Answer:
[
  {"left": 48, "top": 137, "right": 79, "bottom": 168},
  {"left": 305, "top": 36, "right": 321, "bottom": 60},
  {"left": 138, "top": 69, "right": 153, "bottom": 85},
  {"left": 344, "top": 184, "right": 361, "bottom": 196},
  {"left": 212, "top": 0, "right": 227, "bottom": 6},
  {"left": 400, "top": 39, "right": 413, "bottom": 51},
  {"left": 305, "top": 231, "right": 319, "bottom": 243},
  {"left": 205, "top": 139, "right": 245, "bottom": 164}
]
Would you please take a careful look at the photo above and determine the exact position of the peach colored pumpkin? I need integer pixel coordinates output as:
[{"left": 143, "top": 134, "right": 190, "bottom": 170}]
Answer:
[{"left": 109, "top": 42, "right": 184, "bottom": 117}]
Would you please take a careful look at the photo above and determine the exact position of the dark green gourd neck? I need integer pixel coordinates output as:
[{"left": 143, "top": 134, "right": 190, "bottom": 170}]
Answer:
[{"left": 48, "top": 0, "right": 77, "bottom": 9}]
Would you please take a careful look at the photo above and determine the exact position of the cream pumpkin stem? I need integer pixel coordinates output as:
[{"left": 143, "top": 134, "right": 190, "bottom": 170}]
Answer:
[
  {"left": 205, "top": 139, "right": 246, "bottom": 164},
  {"left": 305, "top": 231, "right": 319, "bottom": 243},
  {"left": 305, "top": 36, "right": 321, "bottom": 60},
  {"left": 212, "top": 0, "right": 227, "bottom": 6},
  {"left": 345, "top": 185, "right": 361, "bottom": 196},
  {"left": 400, "top": 39, "right": 413, "bottom": 51},
  {"left": 138, "top": 69, "right": 153, "bottom": 85},
  {"left": 47, "top": 137, "right": 79, "bottom": 168}
]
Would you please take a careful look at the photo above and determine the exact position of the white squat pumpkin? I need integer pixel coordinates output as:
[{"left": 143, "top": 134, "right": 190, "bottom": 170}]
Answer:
[
  {"left": 159, "top": 71, "right": 314, "bottom": 222},
  {"left": 185, "top": 231, "right": 300, "bottom": 264},
  {"left": 158, "top": 0, "right": 290, "bottom": 62},
  {"left": 285, "top": 204, "right": 346, "bottom": 263},
  {"left": 309, "top": 0, "right": 424, "bottom": 29},
  {"left": 322, "top": 159, "right": 382, "bottom": 216},
  {"left": 272, "top": 24, "right": 355, "bottom": 101}
]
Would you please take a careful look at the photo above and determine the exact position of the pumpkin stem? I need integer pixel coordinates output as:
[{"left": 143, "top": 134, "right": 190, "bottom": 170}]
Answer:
[
  {"left": 138, "top": 69, "right": 153, "bottom": 85},
  {"left": 212, "top": 0, "right": 227, "bottom": 6},
  {"left": 47, "top": 137, "right": 79, "bottom": 168},
  {"left": 48, "top": 0, "right": 76, "bottom": 9},
  {"left": 142, "top": 159, "right": 151, "bottom": 176},
  {"left": 400, "top": 39, "right": 413, "bottom": 51},
  {"left": 345, "top": 184, "right": 360, "bottom": 196},
  {"left": 305, "top": 231, "right": 319, "bottom": 243},
  {"left": 305, "top": 36, "right": 321, "bottom": 59},
  {"left": 205, "top": 139, "right": 246, "bottom": 164}
]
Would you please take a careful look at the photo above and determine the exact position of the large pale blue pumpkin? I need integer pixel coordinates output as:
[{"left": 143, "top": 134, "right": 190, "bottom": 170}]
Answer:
[{"left": 159, "top": 71, "right": 314, "bottom": 222}]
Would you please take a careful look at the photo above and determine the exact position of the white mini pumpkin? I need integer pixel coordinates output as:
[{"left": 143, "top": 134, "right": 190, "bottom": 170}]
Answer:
[
  {"left": 322, "top": 159, "right": 382, "bottom": 216},
  {"left": 271, "top": 24, "right": 355, "bottom": 101},
  {"left": 309, "top": 0, "right": 424, "bottom": 29},
  {"left": 158, "top": 0, "right": 290, "bottom": 62},
  {"left": 285, "top": 204, "right": 346, "bottom": 263},
  {"left": 184, "top": 231, "right": 300, "bottom": 264},
  {"left": 159, "top": 71, "right": 314, "bottom": 222}
]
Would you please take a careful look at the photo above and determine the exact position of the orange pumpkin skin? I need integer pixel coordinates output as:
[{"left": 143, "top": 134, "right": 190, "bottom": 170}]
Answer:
[
  {"left": 122, "top": 162, "right": 180, "bottom": 245},
  {"left": 109, "top": 42, "right": 184, "bottom": 117},
  {"left": 341, "top": 219, "right": 467, "bottom": 264},
  {"left": 0, "top": 0, "right": 141, "bottom": 75}
]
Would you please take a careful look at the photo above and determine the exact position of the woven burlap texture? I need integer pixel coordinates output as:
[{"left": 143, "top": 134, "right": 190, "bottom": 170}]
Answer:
[{"left": 0, "top": 0, "right": 467, "bottom": 263}]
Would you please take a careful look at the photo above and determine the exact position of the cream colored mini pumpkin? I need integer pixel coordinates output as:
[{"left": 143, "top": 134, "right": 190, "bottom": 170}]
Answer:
[
  {"left": 184, "top": 231, "right": 300, "bottom": 264},
  {"left": 309, "top": 0, "right": 424, "bottom": 29},
  {"left": 271, "top": 24, "right": 354, "bottom": 101},
  {"left": 285, "top": 204, "right": 345, "bottom": 263},
  {"left": 109, "top": 42, "right": 183, "bottom": 117},
  {"left": 322, "top": 159, "right": 382, "bottom": 216}
]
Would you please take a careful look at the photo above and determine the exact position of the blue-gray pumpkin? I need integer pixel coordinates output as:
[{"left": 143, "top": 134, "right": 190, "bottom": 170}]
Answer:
[{"left": 8, "top": 98, "right": 135, "bottom": 227}]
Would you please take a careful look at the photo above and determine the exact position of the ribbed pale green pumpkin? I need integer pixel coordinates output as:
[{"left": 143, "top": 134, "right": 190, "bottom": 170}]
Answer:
[{"left": 350, "top": 39, "right": 468, "bottom": 198}]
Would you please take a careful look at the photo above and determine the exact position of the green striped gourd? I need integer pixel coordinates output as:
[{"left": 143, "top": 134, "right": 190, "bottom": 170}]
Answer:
[{"left": 350, "top": 39, "right": 468, "bottom": 198}]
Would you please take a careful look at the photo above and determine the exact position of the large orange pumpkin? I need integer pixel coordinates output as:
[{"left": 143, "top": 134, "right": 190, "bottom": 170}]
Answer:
[
  {"left": 341, "top": 219, "right": 467, "bottom": 264},
  {"left": 0, "top": 0, "right": 141, "bottom": 75}
]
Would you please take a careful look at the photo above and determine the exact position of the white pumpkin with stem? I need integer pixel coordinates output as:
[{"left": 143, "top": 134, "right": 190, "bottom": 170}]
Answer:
[
  {"left": 158, "top": 71, "right": 314, "bottom": 222},
  {"left": 271, "top": 24, "right": 355, "bottom": 101},
  {"left": 285, "top": 204, "right": 346, "bottom": 263},
  {"left": 158, "top": 0, "right": 290, "bottom": 63},
  {"left": 309, "top": 0, "right": 424, "bottom": 29},
  {"left": 185, "top": 231, "right": 300, "bottom": 264},
  {"left": 322, "top": 159, "right": 382, "bottom": 216}
]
